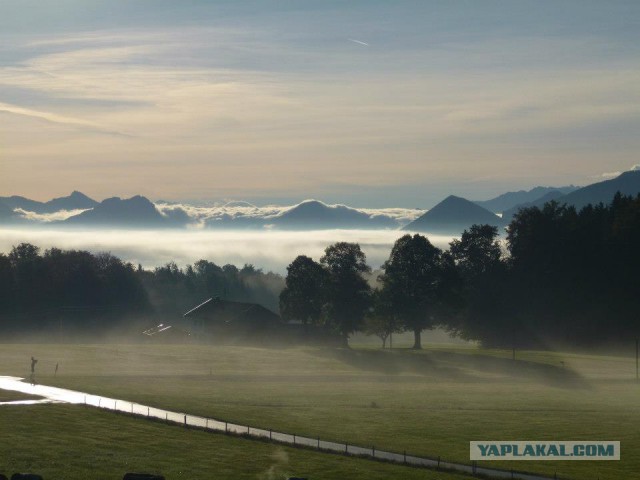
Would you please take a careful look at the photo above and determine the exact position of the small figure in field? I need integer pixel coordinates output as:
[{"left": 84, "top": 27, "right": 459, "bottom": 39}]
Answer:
[
  {"left": 55, "top": 362, "right": 59, "bottom": 377},
  {"left": 30, "top": 356, "right": 38, "bottom": 385}
]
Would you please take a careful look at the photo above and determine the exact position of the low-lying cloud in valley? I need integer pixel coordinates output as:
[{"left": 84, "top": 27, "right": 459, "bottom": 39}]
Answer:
[{"left": 0, "top": 228, "right": 455, "bottom": 274}]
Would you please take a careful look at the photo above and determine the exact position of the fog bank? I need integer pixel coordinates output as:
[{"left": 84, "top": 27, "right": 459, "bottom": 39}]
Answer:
[{"left": 0, "top": 228, "right": 455, "bottom": 274}]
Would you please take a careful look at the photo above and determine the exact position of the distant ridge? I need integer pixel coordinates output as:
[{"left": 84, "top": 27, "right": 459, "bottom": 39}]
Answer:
[
  {"left": 503, "top": 170, "right": 640, "bottom": 220},
  {"left": 269, "top": 199, "right": 398, "bottom": 230},
  {"left": 63, "top": 195, "right": 173, "bottom": 227},
  {"left": 474, "top": 185, "right": 578, "bottom": 213},
  {"left": 557, "top": 170, "right": 640, "bottom": 210},
  {"left": 0, "top": 190, "right": 98, "bottom": 214},
  {"left": 404, "top": 195, "right": 504, "bottom": 234}
]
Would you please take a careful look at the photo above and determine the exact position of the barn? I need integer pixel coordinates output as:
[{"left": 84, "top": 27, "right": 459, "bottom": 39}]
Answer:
[{"left": 182, "top": 297, "right": 284, "bottom": 344}]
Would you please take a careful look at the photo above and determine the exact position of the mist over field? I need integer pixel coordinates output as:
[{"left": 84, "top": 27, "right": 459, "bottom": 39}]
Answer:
[{"left": 0, "top": 228, "right": 455, "bottom": 273}]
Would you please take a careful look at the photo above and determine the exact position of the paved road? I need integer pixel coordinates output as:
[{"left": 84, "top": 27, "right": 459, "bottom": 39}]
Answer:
[{"left": 0, "top": 376, "right": 558, "bottom": 480}]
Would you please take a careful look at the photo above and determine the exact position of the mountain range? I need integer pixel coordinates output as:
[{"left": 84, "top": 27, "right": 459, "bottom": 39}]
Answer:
[
  {"left": 473, "top": 185, "right": 578, "bottom": 213},
  {"left": 0, "top": 190, "right": 98, "bottom": 214},
  {"left": 2, "top": 169, "right": 639, "bottom": 234}
]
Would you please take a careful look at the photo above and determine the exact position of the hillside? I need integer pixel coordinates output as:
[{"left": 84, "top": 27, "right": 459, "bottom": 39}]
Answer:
[
  {"left": 0, "top": 191, "right": 98, "bottom": 214},
  {"left": 503, "top": 170, "right": 640, "bottom": 220},
  {"left": 63, "top": 195, "right": 173, "bottom": 227},
  {"left": 269, "top": 200, "right": 398, "bottom": 230},
  {"left": 474, "top": 185, "right": 578, "bottom": 213},
  {"left": 404, "top": 195, "right": 504, "bottom": 234}
]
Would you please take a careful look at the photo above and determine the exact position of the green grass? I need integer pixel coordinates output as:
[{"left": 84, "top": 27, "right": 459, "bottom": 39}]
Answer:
[
  {"left": 0, "top": 390, "right": 42, "bottom": 402},
  {"left": 0, "top": 403, "right": 471, "bottom": 480},
  {"left": 2, "top": 342, "right": 638, "bottom": 480}
]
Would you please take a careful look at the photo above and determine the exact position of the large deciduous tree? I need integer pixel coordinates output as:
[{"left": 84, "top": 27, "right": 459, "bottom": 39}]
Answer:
[
  {"left": 279, "top": 255, "right": 328, "bottom": 326},
  {"left": 320, "top": 242, "right": 371, "bottom": 346},
  {"left": 380, "top": 234, "right": 447, "bottom": 349},
  {"left": 448, "top": 224, "right": 511, "bottom": 346}
]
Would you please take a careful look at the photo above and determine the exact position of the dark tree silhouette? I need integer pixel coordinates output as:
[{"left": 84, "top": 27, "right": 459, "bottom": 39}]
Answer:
[
  {"left": 380, "top": 234, "right": 447, "bottom": 349},
  {"left": 320, "top": 242, "right": 372, "bottom": 346},
  {"left": 280, "top": 255, "right": 328, "bottom": 326},
  {"left": 447, "top": 225, "right": 514, "bottom": 347}
]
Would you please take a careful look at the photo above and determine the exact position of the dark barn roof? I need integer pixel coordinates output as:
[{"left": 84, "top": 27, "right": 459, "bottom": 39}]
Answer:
[{"left": 183, "top": 298, "right": 282, "bottom": 326}]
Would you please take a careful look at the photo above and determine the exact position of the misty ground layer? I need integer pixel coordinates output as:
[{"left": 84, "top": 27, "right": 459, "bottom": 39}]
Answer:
[
  {"left": 2, "top": 344, "right": 638, "bottom": 480},
  {"left": 0, "top": 404, "right": 471, "bottom": 480}
]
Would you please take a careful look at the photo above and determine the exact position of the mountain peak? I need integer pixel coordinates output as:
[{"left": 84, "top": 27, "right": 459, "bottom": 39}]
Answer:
[{"left": 404, "top": 195, "right": 503, "bottom": 234}]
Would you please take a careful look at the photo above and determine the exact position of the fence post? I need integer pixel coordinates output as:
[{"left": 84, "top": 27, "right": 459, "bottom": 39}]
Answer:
[
  {"left": 372, "top": 446, "right": 375, "bottom": 457},
  {"left": 437, "top": 456, "right": 441, "bottom": 469},
  {"left": 247, "top": 425, "right": 250, "bottom": 435},
  {"left": 293, "top": 434, "right": 296, "bottom": 445},
  {"left": 115, "top": 401, "right": 117, "bottom": 410},
  {"left": 147, "top": 407, "right": 149, "bottom": 417},
  {"left": 184, "top": 415, "right": 187, "bottom": 427},
  {"left": 206, "top": 418, "right": 208, "bottom": 428},
  {"left": 403, "top": 450, "right": 406, "bottom": 463},
  {"left": 225, "top": 422, "right": 228, "bottom": 433},
  {"left": 345, "top": 443, "right": 348, "bottom": 454},
  {"left": 317, "top": 436, "right": 320, "bottom": 449},
  {"left": 269, "top": 429, "right": 272, "bottom": 440},
  {"left": 84, "top": 395, "right": 86, "bottom": 404},
  {"left": 98, "top": 398, "right": 101, "bottom": 407},
  {"left": 131, "top": 403, "right": 133, "bottom": 414}
]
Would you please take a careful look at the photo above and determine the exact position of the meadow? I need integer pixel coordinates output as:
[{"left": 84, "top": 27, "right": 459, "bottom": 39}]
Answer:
[
  {"left": 0, "top": 403, "right": 472, "bottom": 480},
  {"left": 1, "top": 341, "right": 638, "bottom": 480}
]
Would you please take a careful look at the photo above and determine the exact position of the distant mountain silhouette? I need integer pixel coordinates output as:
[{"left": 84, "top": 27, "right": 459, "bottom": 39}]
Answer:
[
  {"left": 474, "top": 185, "right": 578, "bottom": 213},
  {"left": 558, "top": 170, "right": 640, "bottom": 209},
  {"left": 269, "top": 200, "right": 398, "bottom": 230},
  {"left": 63, "top": 195, "right": 177, "bottom": 227},
  {"left": 0, "top": 200, "right": 21, "bottom": 222},
  {"left": 503, "top": 170, "right": 640, "bottom": 220},
  {"left": 0, "top": 191, "right": 98, "bottom": 214},
  {"left": 501, "top": 190, "right": 568, "bottom": 221},
  {"left": 46, "top": 191, "right": 98, "bottom": 212},
  {"left": 404, "top": 195, "right": 504, "bottom": 234}
]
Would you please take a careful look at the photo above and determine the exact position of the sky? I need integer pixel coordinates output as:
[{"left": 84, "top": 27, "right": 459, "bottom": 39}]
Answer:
[{"left": 1, "top": 1, "right": 639, "bottom": 208}]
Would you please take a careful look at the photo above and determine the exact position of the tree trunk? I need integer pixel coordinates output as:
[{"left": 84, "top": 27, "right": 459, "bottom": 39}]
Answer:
[
  {"left": 342, "top": 334, "right": 350, "bottom": 348},
  {"left": 412, "top": 328, "right": 422, "bottom": 349},
  {"left": 381, "top": 336, "right": 387, "bottom": 349},
  {"left": 390, "top": 332, "right": 393, "bottom": 350}
]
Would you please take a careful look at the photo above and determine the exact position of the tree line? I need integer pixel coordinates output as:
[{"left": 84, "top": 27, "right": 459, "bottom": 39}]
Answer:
[
  {"left": 1, "top": 192, "right": 638, "bottom": 347},
  {"left": 280, "top": 193, "right": 640, "bottom": 348},
  {"left": 0, "top": 245, "right": 283, "bottom": 334}
]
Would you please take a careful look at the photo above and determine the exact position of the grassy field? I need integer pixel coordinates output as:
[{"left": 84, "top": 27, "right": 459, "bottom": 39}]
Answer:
[
  {"left": 0, "top": 403, "right": 471, "bottom": 480},
  {"left": 0, "top": 390, "right": 42, "bottom": 402},
  {"left": 1, "top": 342, "right": 638, "bottom": 480}
]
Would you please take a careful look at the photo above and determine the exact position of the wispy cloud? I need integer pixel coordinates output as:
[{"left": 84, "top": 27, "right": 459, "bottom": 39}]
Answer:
[
  {"left": 348, "top": 38, "right": 369, "bottom": 46},
  {"left": 0, "top": 101, "right": 131, "bottom": 136},
  {"left": 1, "top": 2, "right": 639, "bottom": 204}
]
